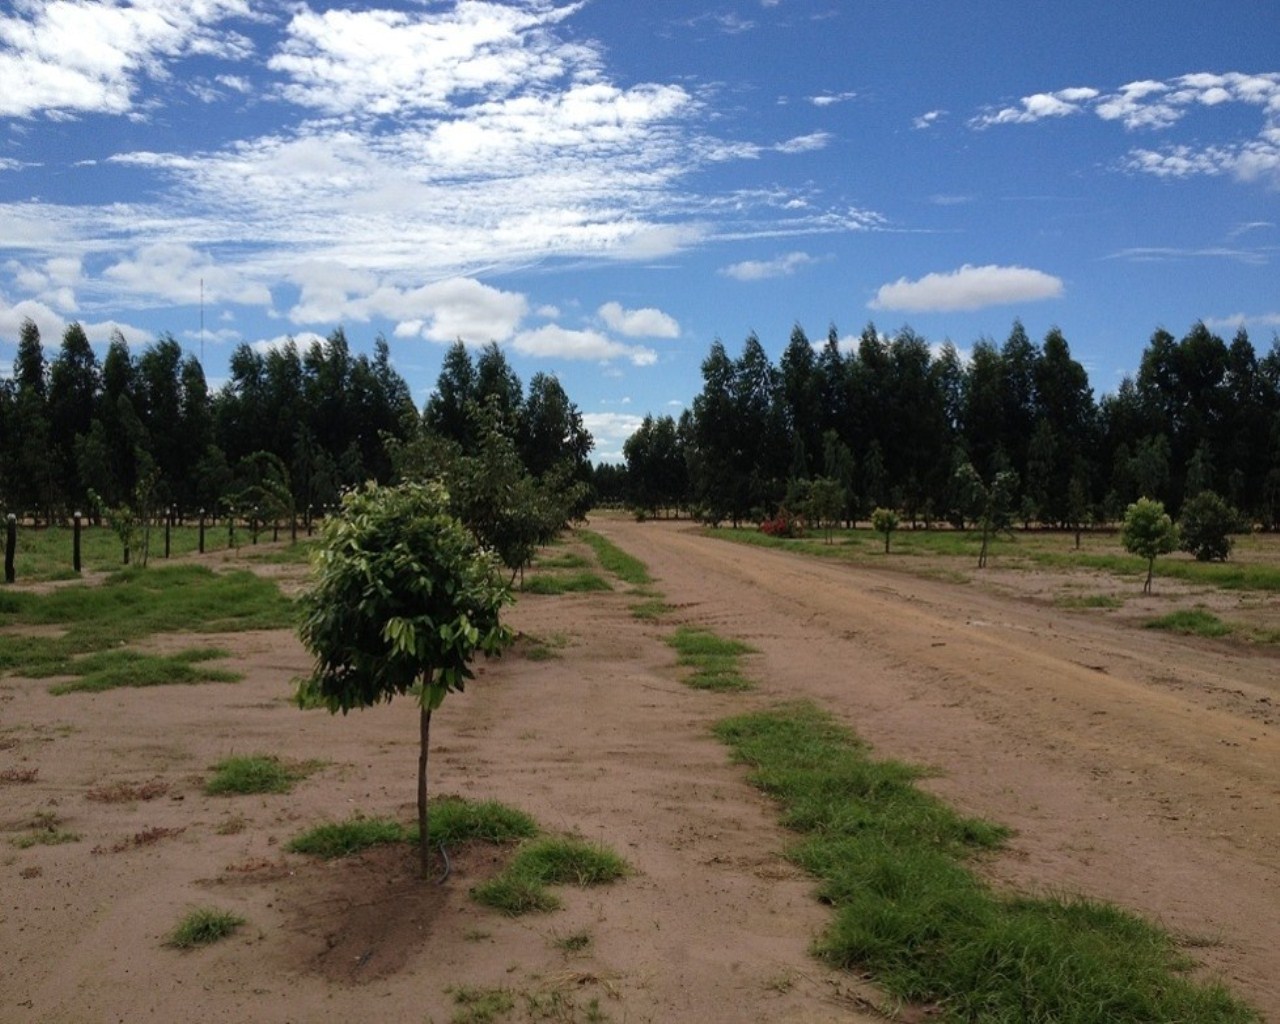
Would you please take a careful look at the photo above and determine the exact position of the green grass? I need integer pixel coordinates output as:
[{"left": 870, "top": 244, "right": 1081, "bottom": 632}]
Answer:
[
  {"left": 522, "top": 571, "right": 612, "bottom": 595},
  {"left": 578, "top": 530, "right": 651, "bottom": 585},
  {"left": 288, "top": 800, "right": 624, "bottom": 920},
  {"left": 1143, "top": 608, "right": 1233, "bottom": 638},
  {"left": 165, "top": 907, "right": 245, "bottom": 949},
  {"left": 204, "top": 755, "right": 321, "bottom": 795},
  {"left": 450, "top": 985, "right": 515, "bottom": 1024},
  {"left": 714, "top": 702, "right": 1255, "bottom": 1024},
  {"left": 0, "top": 564, "right": 294, "bottom": 682},
  {"left": 286, "top": 816, "right": 409, "bottom": 858},
  {"left": 0, "top": 522, "right": 302, "bottom": 582},
  {"left": 46, "top": 647, "right": 239, "bottom": 694},
  {"left": 287, "top": 797, "right": 539, "bottom": 859},
  {"left": 534, "top": 551, "right": 592, "bottom": 570},
  {"left": 630, "top": 598, "right": 673, "bottom": 621},
  {"left": 473, "top": 836, "right": 628, "bottom": 916},
  {"left": 666, "top": 626, "right": 755, "bottom": 692},
  {"left": 1055, "top": 593, "right": 1124, "bottom": 610}
]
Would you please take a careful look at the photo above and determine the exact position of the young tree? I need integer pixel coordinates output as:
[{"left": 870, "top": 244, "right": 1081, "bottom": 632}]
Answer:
[
  {"left": 871, "top": 506, "right": 899, "bottom": 553},
  {"left": 1177, "top": 490, "right": 1240, "bottom": 562},
  {"left": 297, "top": 481, "right": 513, "bottom": 879},
  {"left": 1121, "top": 497, "right": 1178, "bottom": 594}
]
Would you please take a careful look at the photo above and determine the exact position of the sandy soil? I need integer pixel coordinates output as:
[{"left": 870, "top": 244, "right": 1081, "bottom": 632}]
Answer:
[{"left": 1, "top": 518, "right": 1277, "bottom": 1023}]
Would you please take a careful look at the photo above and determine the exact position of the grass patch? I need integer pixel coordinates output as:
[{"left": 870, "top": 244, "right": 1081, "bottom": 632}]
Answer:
[
  {"left": 0, "top": 564, "right": 293, "bottom": 682},
  {"left": 473, "top": 836, "right": 628, "bottom": 916},
  {"left": 165, "top": 907, "right": 245, "bottom": 949},
  {"left": 522, "top": 571, "right": 612, "bottom": 595},
  {"left": 204, "top": 755, "right": 320, "bottom": 796},
  {"left": 630, "top": 598, "right": 672, "bottom": 621},
  {"left": 1055, "top": 592, "right": 1124, "bottom": 610},
  {"left": 553, "top": 929, "right": 593, "bottom": 954},
  {"left": 1143, "top": 608, "right": 1233, "bottom": 638},
  {"left": 11, "top": 810, "right": 81, "bottom": 848},
  {"left": 714, "top": 702, "right": 1255, "bottom": 1024},
  {"left": 534, "top": 551, "right": 592, "bottom": 570},
  {"left": 47, "top": 647, "right": 239, "bottom": 694},
  {"left": 524, "top": 631, "right": 570, "bottom": 661},
  {"left": 450, "top": 985, "right": 515, "bottom": 1024},
  {"left": 666, "top": 626, "right": 755, "bottom": 692},
  {"left": 578, "top": 530, "right": 651, "bottom": 585},
  {"left": 286, "top": 816, "right": 409, "bottom": 858},
  {"left": 288, "top": 797, "right": 539, "bottom": 859}
]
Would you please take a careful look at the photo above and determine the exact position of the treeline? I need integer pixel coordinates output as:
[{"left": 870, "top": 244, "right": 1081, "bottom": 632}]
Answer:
[
  {"left": 0, "top": 320, "right": 593, "bottom": 532},
  {"left": 614, "top": 320, "right": 1280, "bottom": 530}
]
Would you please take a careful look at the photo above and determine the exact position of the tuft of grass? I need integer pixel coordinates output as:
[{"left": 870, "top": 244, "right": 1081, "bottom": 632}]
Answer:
[
  {"left": 287, "top": 816, "right": 409, "bottom": 858},
  {"left": 473, "top": 836, "right": 628, "bottom": 917},
  {"left": 1056, "top": 592, "right": 1124, "bottom": 610},
  {"left": 165, "top": 907, "right": 245, "bottom": 949},
  {"left": 524, "top": 631, "right": 570, "bottom": 662},
  {"left": 11, "top": 810, "right": 81, "bottom": 849},
  {"left": 47, "top": 647, "right": 239, "bottom": 694},
  {"left": 666, "top": 626, "right": 755, "bottom": 692},
  {"left": 1, "top": 766, "right": 39, "bottom": 784},
  {"left": 1144, "top": 608, "right": 1233, "bottom": 638},
  {"left": 714, "top": 702, "right": 1255, "bottom": 1024},
  {"left": 578, "top": 531, "right": 651, "bottom": 585},
  {"left": 450, "top": 985, "right": 516, "bottom": 1024},
  {"left": 289, "top": 797, "right": 539, "bottom": 859},
  {"left": 534, "top": 552, "right": 592, "bottom": 570},
  {"left": 204, "top": 755, "right": 320, "bottom": 796},
  {"left": 630, "top": 598, "right": 672, "bottom": 621},
  {"left": 522, "top": 571, "right": 612, "bottom": 595},
  {"left": 420, "top": 797, "right": 539, "bottom": 845},
  {"left": 553, "top": 929, "right": 592, "bottom": 954}
]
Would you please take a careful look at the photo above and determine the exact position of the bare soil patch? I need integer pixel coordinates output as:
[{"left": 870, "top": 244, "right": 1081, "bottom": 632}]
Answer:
[{"left": 1, "top": 524, "right": 1276, "bottom": 1022}]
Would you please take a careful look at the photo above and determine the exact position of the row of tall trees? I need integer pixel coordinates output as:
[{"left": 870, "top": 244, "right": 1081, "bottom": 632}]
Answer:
[
  {"left": 0, "top": 323, "right": 594, "bottom": 533},
  {"left": 622, "top": 320, "right": 1280, "bottom": 531}
]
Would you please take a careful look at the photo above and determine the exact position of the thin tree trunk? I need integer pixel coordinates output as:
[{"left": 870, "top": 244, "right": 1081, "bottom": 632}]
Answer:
[{"left": 418, "top": 704, "right": 432, "bottom": 880}]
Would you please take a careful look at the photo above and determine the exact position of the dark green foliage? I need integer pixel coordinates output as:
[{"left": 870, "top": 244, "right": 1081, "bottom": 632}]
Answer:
[{"left": 1178, "top": 490, "right": 1240, "bottom": 562}]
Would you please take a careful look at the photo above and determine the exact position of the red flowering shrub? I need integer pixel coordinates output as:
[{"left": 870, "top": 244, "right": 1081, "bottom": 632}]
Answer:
[{"left": 759, "top": 508, "right": 804, "bottom": 538}]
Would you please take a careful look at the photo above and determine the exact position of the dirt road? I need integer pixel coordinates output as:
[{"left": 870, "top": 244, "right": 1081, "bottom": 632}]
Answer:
[
  {"left": 592, "top": 517, "right": 1280, "bottom": 1015},
  {"left": 2, "top": 519, "right": 1277, "bottom": 1022}
]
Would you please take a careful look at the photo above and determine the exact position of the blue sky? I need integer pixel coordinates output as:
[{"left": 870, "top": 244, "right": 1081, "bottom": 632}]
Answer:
[{"left": 1, "top": 1, "right": 1278, "bottom": 460}]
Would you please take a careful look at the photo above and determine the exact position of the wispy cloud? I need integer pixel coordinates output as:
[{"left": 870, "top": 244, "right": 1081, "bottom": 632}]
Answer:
[
  {"left": 1103, "top": 245, "right": 1271, "bottom": 266},
  {"left": 869, "top": 264, "right": 1064, "bottom": 312},
  {"left": 721, "top": 251, "right": 816, "bottom": 281},
  {"left": 913, "top": 109, "right": 946, "bottom": 130}
]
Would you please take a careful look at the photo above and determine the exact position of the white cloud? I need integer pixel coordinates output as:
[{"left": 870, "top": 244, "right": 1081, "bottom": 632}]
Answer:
[
  {"left": 972, "top": 72, "right": 1280, "bottom": 187},
  {"left": 582, "top": 410, "right": 646, "bottom": 461},
  {"left": 380, "top": 277, "right": 528, "bottom": 344},
  {"left": 0, "top": 0, "right": 254, "bottom": 118},
  {"left": 0, "top": 294, "right": 149, "bottom": 349},
  {"left": 104, "top": 242, "right": 273, "bottom": 308},
  {"left": 809, "top": 91, "right": 855, "bottom": 107},
  {"left": 775, "top": 131, "right": 830, "bottom": 154},
  {"left": 971, "top": 87, "right": 1098, "bottom": 127},
  {"left": 1204, "top": 312, "right": 1280, "bottom": 332},
  {"left": 869, "top": 264, "right": 1064, "bottom": 312},
  {"left": 721, "top": 251, "right": 816, "bottom": 281},
  {"left": 913, "top": 110, "right": 945, "bottom": 130},
  {"left": 511, "top": 324, "right": 656, "bottom": 366},
  {"left": 598, "top": 301, "right": 679, "bottom": 338}
]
